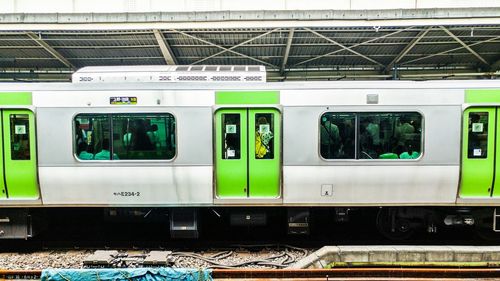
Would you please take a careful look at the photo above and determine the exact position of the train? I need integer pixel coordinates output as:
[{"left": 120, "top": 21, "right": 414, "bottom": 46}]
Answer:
[{"left": 0, "top": 65, "right": 499, "bottom": 240}]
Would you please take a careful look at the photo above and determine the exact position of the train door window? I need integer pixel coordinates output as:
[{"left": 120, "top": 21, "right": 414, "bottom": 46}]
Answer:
[
  {"left": 467, "top": 112, "right": 488, "bottom": 158},
  {"left": 112, "top": 113, "right": 176, "bottom": 160},
  {"left": 222, "top": 113, "right": 241, "bottom": 159},
  {"left": 358, "top": 112, "right": 422, "bottom": 160},
  {"left": 320, "top": 113, "right": 355, "bottom": 159},
  {"left": 10, "top": 114, "right": 30, "bottom": 160},
  {"left": 74, "top": 114, "right": 111, "bottom": 160},
  {"left": 255, "top": 113, "right": 274, "bottom": 159}
]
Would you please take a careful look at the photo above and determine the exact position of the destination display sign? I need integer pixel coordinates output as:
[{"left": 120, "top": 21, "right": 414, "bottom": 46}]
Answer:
[{"left": 110, "top": 97, "right": 137, "bottom": 105}]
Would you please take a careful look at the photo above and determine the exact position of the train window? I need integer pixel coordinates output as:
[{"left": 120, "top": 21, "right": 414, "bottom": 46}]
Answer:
[
  {"left": 467, "top": 112, "right": 488, "bottom": 158},
  {"left": 112, "top": 113, "right": 176, "bottom": 160},
  {"left": 74, "top": 113, "right": 176, "bottom": 161},
  {"left": 359, "top": 112, "right": 422, "bottom": 160},
  {"left": 74, "top": 114, "right": 112, "bottom": 160},
  {"left": 320, "top": 113, "right": 355, "bottom": 159},
  {"left": 10, "top": 114, "right": 30, "bottom": 160},
  {"left": 222, "top": 114, "right": 241, "bottom": 159},
  {"left": 320, "top": 112, "right": 423, "bottom": 160},
  {"left": 255, "top": 113, "right": 274, "bottom": 159}
]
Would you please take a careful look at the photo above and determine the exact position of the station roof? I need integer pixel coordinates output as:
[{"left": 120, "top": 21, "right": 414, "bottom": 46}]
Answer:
[{"left": 0, "top": 8, "right": 499, "bottom": 82}]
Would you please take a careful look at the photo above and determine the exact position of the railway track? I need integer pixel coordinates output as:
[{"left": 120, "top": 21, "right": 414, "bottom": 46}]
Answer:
[{"left": 3, "top": 268, "right": 500, "bottom": 280}]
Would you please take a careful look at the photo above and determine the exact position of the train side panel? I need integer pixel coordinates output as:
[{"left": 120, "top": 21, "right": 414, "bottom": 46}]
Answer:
[
  {"left": 283, "top": 165, "right": 459, "bottom": 205},
  {"left": 281, "top": 89, "right": 463, "bottom": 205},
  {"left": 39, "top": 166, "right": 212, "bottom": 205},
  {"left": 36, "top": 104, "right": 214, "bottom": 206}
]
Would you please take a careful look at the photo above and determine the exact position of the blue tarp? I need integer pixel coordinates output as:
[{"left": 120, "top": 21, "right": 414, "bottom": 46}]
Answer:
[{"left": 41, "top": 268, "right": 212, "bottom": 281}]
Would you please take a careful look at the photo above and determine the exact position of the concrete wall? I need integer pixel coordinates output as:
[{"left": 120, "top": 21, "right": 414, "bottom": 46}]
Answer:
[{"left": 1, "top": 0, "right": 499, "bottom": 13}]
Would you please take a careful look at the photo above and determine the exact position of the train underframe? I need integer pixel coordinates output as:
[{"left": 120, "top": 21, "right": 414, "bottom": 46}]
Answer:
[{"left": 0, "top": 206, "right": 498, "bottom": 240}]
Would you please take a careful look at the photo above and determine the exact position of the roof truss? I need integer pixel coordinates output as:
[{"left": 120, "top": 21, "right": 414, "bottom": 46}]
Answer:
[
  {"left": 25, "top": 32, "right": 75, "bottom": 70},
  {"left": 0, "top": 24, "right": 498, "bottom": 81},
  {"left": 153, "top": 29, "right": 177, "bottom": 65}
]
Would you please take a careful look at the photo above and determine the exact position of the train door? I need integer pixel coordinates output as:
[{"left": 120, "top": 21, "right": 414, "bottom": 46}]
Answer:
[
  {"left": 215, "top": 108, "right": 280, "bottom": 198},
  {"left": 460, "top": 107, "right": 497, "bottom": 197},
  {"left": 0, "top": 110, "right": 38, "bottom": 199}
]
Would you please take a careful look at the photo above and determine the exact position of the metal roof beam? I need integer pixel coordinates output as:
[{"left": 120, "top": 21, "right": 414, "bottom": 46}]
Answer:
[
  {"left": 400, "top": 35, "right": 500, "bottom": 65},
  {"left": 280, "top": 28, "right": 294, "bottom": 75},
  {"left": 172, "top": 29, "right": 278, "bottom": 68},
  {"left": 303, "top": 28, "right": 384, "bottom": 67},
  {"left": 440, "top": 25, "right": 490, "bottom": 66},
  {"left": 2, "top": 8, "right": 500, "bottom": 29},
  {"left": 385, "top": 26, "right": 432, "bottom": 72},
  {"left": 52, "top": 45, "right": 161, "bottom": 49},
  {"left": 166, "top": 40, "right": 500, "bottom": 48},
  {"left": 191, "top": 28, "right": 280, "bottom": 65},
  {"left": 153, "top": 29, "right": 177, "bottom": 65},
  {"left": 176, "top": 52, "right": 499, "bottom": 60},
  {"left": 25, "top": 32, "right": 75, "bottom": 70},
  {"left": 295, "top": 26, "right": 415, "bottom": 67},
  {"left": 0, "top": 46, "right": 43, "bottom": 49}
]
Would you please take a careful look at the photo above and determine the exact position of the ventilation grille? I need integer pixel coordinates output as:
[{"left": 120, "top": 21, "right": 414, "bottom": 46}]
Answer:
[{"left": 72, "top": 65, "right": 266, "bottom": 83}]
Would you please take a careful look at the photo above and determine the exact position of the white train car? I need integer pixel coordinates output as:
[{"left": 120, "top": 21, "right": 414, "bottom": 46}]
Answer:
[{"left": 0, "top": 65, "right": 499, "bottom": 239}]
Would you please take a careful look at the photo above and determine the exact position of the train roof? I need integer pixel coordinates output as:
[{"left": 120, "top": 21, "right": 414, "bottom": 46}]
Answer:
[{"left": 0, "top": 79, "right": 499, "bottom": 92}]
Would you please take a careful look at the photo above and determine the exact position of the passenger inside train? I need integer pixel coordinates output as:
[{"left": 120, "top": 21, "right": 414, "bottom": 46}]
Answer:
[
  {"left": 255, "top": 115, "right": 274, "bottom": 159},
  {"left": 320, "top": 112, "right": 422, "bottom": 160}
]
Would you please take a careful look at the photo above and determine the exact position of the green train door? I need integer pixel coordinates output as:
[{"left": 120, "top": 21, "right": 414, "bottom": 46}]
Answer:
[
  {"left": 215, "top": 108, "right": 281, "bottom": 198},
  {"left": 460, "top": 107, "right": 496, "bottom": 197},
  {"left": 0, "top": 110, "right": 39, "bottom": 199}
]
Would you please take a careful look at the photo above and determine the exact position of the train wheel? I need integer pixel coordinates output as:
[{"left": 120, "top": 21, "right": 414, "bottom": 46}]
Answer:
[{"left": 376, "top": 208, "right": 414, "bottom": 240}]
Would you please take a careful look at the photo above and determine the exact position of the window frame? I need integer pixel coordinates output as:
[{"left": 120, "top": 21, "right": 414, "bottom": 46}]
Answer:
[
  {"left": 466, "top": 111, "right": 489, "bottom": 159},
  {"left": 319, "top": 112, "right": 357, "bottom": 160},
  {"left": 254, "top": 112, "right": 275, "bottom": 160},
  {"left": 221, "top": 113, "right": 242, "bottom": 160},
  {"left": 73, "top": 112, "right": 177, "bottom": 162},
  {"left": 319, "top": 110, "right": 424, "bottom": 162},
  {"left": 9, "top": 113, "right": 31, "bottom": 161}
]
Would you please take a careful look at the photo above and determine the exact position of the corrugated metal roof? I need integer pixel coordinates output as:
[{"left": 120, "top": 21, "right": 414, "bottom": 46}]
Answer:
[
  {"left": 0, "top": 24, "right": 498, "bottom": 80},
  {"left": 0, "top": 35, "right": 39, "bottom": 47}
]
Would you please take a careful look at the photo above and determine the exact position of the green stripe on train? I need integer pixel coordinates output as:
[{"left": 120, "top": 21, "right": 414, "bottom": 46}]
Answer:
[
  {"left": 466, "top": 89, "right": 500, "bottom": 103},
  {"left": 0, "top": 92, "right": 32, "bottom": 105},
  {"left": 216, "top": 91, "right": 279, "bottom": 104}
]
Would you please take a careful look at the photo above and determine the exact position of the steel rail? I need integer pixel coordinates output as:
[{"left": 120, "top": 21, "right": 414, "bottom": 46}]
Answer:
[
  {"left": 0, "top": 269, "right": 42, "bottom": 279},
  {"left": 213, "top": 268, "right": 500, "bottom": 279},
  {"left": 3, "top": 268, "right": 500, "bottom": 280}
]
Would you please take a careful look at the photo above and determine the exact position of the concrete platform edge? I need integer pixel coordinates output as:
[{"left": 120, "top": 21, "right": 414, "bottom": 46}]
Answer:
[{"left": 290, "top": 246, "right": 500, "bottom": 269}]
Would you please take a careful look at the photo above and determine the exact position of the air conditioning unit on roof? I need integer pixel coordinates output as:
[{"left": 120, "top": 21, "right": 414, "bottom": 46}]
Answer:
[{"left": 72, "top": 65, "right": 266, "bottom": 83}]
